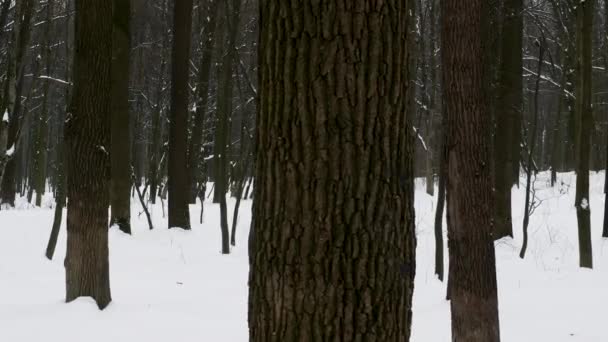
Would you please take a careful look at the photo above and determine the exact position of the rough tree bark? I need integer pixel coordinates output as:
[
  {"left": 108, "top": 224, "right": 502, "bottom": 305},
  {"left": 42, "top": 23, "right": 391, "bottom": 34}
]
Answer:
[
  {"left": 167, "top": 0, "right": 193, "bottom": 230},
  {"left": 110, "top": 0, "right": 132, "bottom": 234},
  {"left": 64, "top": 0, "right": 113, "bottom": 310},
  {"left": 249, "top": 1, "right": 416, "bottom": 340},
  {"left": 442, "top": 0, "right": 501, "bottom": 340},
  {"left": 574, "top": 0, "right": 594, "bottom": 268}
]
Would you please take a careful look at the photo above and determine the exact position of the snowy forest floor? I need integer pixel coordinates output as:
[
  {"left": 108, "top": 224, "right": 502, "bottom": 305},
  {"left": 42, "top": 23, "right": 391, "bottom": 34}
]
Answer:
[{"left": 1, "top": 171, "right": 607, "bottom": 341}]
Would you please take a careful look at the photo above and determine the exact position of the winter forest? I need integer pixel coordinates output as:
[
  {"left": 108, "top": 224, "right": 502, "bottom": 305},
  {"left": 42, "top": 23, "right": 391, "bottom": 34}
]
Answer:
[{"left": 0, "top": 0, "right": 607, "bottom": 341}]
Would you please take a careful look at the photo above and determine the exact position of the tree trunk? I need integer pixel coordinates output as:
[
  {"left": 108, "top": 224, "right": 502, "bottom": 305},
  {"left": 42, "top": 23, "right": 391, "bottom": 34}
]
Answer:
[
  {"left": 32, "top": 0, "right": 54, "bottom": 207},
  {"left": 46, "top": 0, "right": 72, "bottom": 260},
  {"left": 493, "top": 0, "right": 522, "bottom": 240},
  {"left": 64, "top": 0, "right": 112, "bottom": 310},
  {"left": 187, "top": 0, "right": 219, "bottom": 204},
  {"left": 1, "top": 0, "right": 35, "bottom": 206},
  {"left": 520, "top": 40, "right": 544, "bottom": 259},
  {"left": 603, "top": 129, "right": 608, "bottom": 237},
  {"left": 434, "top": 120, "right": 446, "bottom": 281},
  {"left": 215, "top": 0, "right": 241, "bottom": 253},
  {"left": 167, "top": 0, "right": 193, "bottom": 230},
  {"left": 574, "top": 0, "right": 594, "bottom": 269},
  {"left": 148, "top": 33, "right": 167, "bottom": 205},
  {"left": 442, "top": 0, "right": 501, "bottom": 340},
  {"left": 110, "top": 0, "right": 132, "bottom": 234},
  {"left": 603, "top": 0, "right": 608, "bottom": 239},
  {"left": 249, "top": 1, "right": 415, "bottom": 340}
]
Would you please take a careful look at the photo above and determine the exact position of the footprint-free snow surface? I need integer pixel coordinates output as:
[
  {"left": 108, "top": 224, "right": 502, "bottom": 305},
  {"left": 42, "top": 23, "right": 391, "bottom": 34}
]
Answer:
[{"left": 1, "top": 172, "right": 607, "bottom": 341}]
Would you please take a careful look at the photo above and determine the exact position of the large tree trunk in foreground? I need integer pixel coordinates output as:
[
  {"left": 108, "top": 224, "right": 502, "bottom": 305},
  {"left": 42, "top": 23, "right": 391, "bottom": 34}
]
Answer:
[
  {"left": 574, "top": 0, "right": 594, "bottom": 268},
  {"left": 110, "top": 0, "right": 132, "bottom": 234},
  {"left": 442, "top": 0, "right": 501, "bottom": 340},
  {"left": 64, "top": 0, "right": 112, "bottom": 310},
  {"left": 249, "top": 1, "right": 415, "bottom": 340},
  {"left": 167, "top": 0, "right": 193, "bottom": 230}
]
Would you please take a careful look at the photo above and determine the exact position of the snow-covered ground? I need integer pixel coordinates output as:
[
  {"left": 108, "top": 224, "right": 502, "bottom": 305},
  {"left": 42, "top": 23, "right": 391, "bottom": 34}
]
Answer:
[{"left": 1, "top": 172, "right": 607, "bottom": 341}]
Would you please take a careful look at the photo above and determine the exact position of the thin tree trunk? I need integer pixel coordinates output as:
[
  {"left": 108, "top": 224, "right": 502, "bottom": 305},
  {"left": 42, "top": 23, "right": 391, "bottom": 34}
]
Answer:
[
  {"left": 110, "top": 0, "right": 132, "bottom": 234},
  {"left": 574, "top": 0, "right": 594, "bottom": 269},
  {"left": 602, "top": 0, "right": 608, "bottom": 238},
  {"left": 187, "top": 0, "right": 218, "bottom": 204},
  {"left": 64, "top": 0, "right": 112, "bottom": 310},
  {"left": 603, "top": 131, "right": 608, "bottom": 237},
  {"left": 442, "top": 0, "right": 501, "bottom": 339},
  {"left": 520, "top": 40, "right": 544, "bottom": 259},
  {"left": 167, "top": 0, "right": 193, "bottom": 230},
  {"left": 215, "top": 0, "right": 241, "bottom": 253},
  {"left": 32, "top": 0, "right": 54, "bottom": 207},
  {"left": 46, "top": 0, "right": 72, "bottom": 260},
  {"left": 434, "top": 123, "right": 446, "bottom": 281},
  {"left": 148, "top": 46, "right": 166, "bottom": 205}
]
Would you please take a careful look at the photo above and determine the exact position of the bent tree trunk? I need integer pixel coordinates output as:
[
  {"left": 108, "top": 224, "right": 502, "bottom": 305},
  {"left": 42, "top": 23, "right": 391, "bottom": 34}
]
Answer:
[
  {"left": 249, "top": 1, "right": 415, "bottom": 340},
  {"left": 442, "top": 0, "right": 501, "bottom": 340},
  {"left": 64, "top": 0, "right": 112, "bottom": 310}
]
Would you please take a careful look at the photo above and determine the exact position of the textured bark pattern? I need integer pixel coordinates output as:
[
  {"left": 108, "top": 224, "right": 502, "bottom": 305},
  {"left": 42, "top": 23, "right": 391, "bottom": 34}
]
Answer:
[
  {"left": 249, "top": 1, "right": 415, "bottom": 340},
  {"left": 493, "top": 0, "right": 522, "bottom": 240},
  {"left": 64, "top": 0, "right": 112, "bottom": 310},
  {"left": 574, "top": 0, "right": 593, "bottom": 268},
  {"left": 110, "top": 0, "right": 132, "bottom": 234},
  {"left": 168, "top": 0, "right": 193, "bottom": 229},
  {"left": 442, "top": 0, "right": 501, "bottom": 340}
]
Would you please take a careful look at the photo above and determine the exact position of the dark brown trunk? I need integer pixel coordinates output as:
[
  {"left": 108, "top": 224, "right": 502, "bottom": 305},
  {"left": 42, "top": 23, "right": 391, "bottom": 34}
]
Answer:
[
  {"left": 493, "top": 0, "right": 523, "bottom": 240},
  {"left": 64, "top": 0, "right": 113, "bottom": 310},
  {"left": 110, "top": 0, "right": 132, "bottom": 234},
  {"left": 167, "top": 0, "right": 193, "bottom": 230},
  {"left": 434, "top": 122, "right": 446, "bottom": 281},
  {"left": 574, "top": 0, "right": 594, "bottom": 268},
  {"left": 442, "top": 0, "right": 501, "bottom": 340},
  {"left": 215, "top": 0, "right": 241, "bottom": 252},
  {"left": 249, "top": 1, "right": 415, "bottom": 340}
]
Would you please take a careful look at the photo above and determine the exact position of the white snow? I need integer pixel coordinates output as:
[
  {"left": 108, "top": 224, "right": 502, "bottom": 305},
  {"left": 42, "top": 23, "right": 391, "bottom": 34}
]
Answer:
[
  {"left": 5, "top": 144, "right": 15, "bottom": 156},
  {"left": 0, "top": 172, "right": 607, "bottom": 341},
  {"left": 581, "top": 197, "right": 589, "bottom": 210},
  {"left": 2, "top": 109, "right": 8, "bottom": 123}
]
